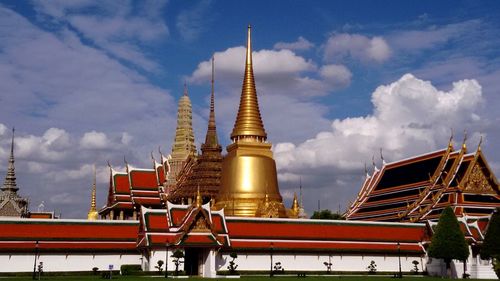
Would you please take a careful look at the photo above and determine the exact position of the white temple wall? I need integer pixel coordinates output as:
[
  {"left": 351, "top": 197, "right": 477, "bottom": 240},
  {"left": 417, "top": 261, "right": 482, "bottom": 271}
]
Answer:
[
  {"left": 217, "top": 252, "right": 425, "bottom": 273},
  {"left": 146, "top": 249, "right": 184, "bottom": 273},
  {"left": 0, "top": 253, "right": 141, "bottom": 272}
]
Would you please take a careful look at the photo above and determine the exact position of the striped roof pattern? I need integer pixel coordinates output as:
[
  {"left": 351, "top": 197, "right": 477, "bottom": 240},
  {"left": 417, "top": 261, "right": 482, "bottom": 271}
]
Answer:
[{"left": 346, "top": 144, "right": 500, "bottom": 223}]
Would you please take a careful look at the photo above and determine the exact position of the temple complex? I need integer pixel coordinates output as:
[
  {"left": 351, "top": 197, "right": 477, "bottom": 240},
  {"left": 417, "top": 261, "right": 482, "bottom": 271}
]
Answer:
[
  {"left": 346, "top": 137, "right": 500, "bottom": 222},
  {"left": 1, "top": 26, "right": 499, "bottom": 279},
  {"left": 0, "top": 129, "right": 28, "bottom": 217}
]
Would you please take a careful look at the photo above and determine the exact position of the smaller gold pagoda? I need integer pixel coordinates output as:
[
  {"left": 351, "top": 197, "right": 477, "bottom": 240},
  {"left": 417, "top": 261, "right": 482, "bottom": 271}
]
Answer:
[
  {"left": 87, "top": 165, "right": 98, "bottom": 220},
  {"left": 215, "top": 26, "right": 287, "bottom": 217}
]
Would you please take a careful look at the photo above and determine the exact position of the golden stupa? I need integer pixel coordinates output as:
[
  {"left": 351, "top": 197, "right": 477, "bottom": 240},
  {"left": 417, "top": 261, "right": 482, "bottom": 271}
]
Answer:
[
  {"left": 87, "top": 165, "right": 98, "bottom": 220},
  {"left": 215, "top": 26, "right": 287, "bottom": 217}
]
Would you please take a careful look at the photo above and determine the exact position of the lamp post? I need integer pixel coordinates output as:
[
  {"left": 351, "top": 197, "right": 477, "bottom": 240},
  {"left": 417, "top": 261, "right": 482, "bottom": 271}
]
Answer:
[
  {"left": 397, "top": 242, "right": 402, "bottom": 278},
  {"left": 270, "top": 242, "right": 274, "bottom": 277},
  {"left": 32, "top": 241, "right": 39, "bottom": 280},
  {"left": 165, "top": 242, "right": 169, "bottom": 278}
]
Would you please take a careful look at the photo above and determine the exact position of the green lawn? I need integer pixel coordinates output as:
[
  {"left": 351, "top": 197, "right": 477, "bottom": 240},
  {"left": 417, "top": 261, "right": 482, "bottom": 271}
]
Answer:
[{"left": 0, "top": 276, "right": 497, "bottom": 281}]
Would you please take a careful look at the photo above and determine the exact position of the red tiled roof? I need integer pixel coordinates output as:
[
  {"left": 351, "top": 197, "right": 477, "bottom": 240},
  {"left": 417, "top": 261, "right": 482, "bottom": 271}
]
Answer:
[
  {"left": 130, "top": 170, "right": 158, "bottom": 190},
  {"left": 0, "top": 219, "right": 139, "bottom": 252}
]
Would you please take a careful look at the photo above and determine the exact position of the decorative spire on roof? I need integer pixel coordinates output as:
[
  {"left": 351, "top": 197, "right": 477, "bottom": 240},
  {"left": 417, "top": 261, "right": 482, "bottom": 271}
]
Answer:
[
  {"left": 291, "top": 192, "right": 300, "bottom": 214},
  {"left": 203, "top": 56, "right": 220, "bottom": 148},
  {"left": 299, "top": 177, "right": 303, "bottom": 208},
  {"left": 1, "top": 128, "right": 18, "bottom": 193},
  {"left": 477, "top": 135, "right": 483, "bottom": 152},
  {"left": 183, "top": 81, "right": 188, "bottom": 96},
  {"left": 380, "top": 148, "right": 386, "bottom": 165},
  {"left": 448, "top": 129, "right": 454, "bottom": 150},
  {"left": 87, "top": 165, "right": 98, "bottom": 220},
  {"left": 462, "top": 130, "right": 468, "bottom": 152},
  {"left": 230, "top": 25, "right": 267, "bottom": 142},
  {"left": 195, "top": 186, "right": 202, "bottom": 207}
]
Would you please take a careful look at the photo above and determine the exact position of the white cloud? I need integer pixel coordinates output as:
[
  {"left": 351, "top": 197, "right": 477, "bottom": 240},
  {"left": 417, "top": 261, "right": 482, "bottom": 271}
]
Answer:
[
  {"left": 80, "top": 131, "right": 110, "bottom": 149},
  {"left": 389, "top": 20, "right": 481, "bottom": 52},
  {"left": 319, "top": 64, "right": 352, "bottom": 88},
  {"left": 274, "top": 36, "right": 314, "bottom": 51},
  {"left": 274, "top": 74, "right": 485, "bottom": 213},
  {"left": 176, "top": 0, "right": 212, "bottom": 42},
  {"left": 275, "top": 73, "right": 483, "bottom": 172},
  {"left": 324, "top": 33, "right": 391, "bottom": 63},
  {"left": 0, "top": 124, "right": 7, "bottom": 136},
  {"left": 0, "top": 6, "right": 177, "bottom": 218},
  {"left": 189, "top": 46, "right": 350, "bottom": 97},
  {"left": 32, "top": 0, "right": 169, "bottom": 71}
]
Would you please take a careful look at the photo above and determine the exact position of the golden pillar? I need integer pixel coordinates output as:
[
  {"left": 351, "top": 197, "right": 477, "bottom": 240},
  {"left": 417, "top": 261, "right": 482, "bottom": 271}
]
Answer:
[{"left": 215, "top": 26, "right": 286, "bottom": 217}]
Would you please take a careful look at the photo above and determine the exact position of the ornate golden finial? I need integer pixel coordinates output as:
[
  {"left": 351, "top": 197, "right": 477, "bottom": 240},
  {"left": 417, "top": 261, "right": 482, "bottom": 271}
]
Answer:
[
  {"left": 230, "top": 25, "right": 267, "bottom": 142},
  {"left": 195, "top": 185, "right": 202, "bottom": 207},
  {"left": 87, "top": 164, "right": 98, "bottom": 220},
  {"left": 291, "top": 192, "right": 300, "bottom": 214},
  {"left": 462, "top": 130, "right": 467, "bottom": 151},
  {"left": 448, "top": 128, "right": 454, "bottom": 149},
  {"left": 477, "top": 135, "right": 483, "bottom": 152}
]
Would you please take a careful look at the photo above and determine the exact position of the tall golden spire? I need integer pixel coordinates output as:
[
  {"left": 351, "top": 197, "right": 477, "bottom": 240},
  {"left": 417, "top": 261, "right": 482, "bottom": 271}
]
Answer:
[
  {"left": 87, "top": 165, "right": 98, "bottom": 220},
  {"left": 230, "top": 25, "right": 267, "bottom": 142},
  {"left": 215, "top": 26, "right": 286, "bottom": 217}
]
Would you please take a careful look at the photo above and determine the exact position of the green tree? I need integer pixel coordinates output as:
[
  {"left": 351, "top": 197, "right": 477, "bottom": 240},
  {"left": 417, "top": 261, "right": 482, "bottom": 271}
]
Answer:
[
  {"left": 427, "top": 206, "right": 469, "bottom": 277},
  {"left": 480, "top": 208, "right": 500, "bottom": 278},
  {"left": 311, "top": 209, "right": 344, "bottom": 220}
]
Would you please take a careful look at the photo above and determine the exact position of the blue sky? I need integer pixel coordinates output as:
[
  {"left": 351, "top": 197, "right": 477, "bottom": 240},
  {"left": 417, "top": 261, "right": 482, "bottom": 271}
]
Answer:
[{"left": 0, "top": 0, "right": 499, "bottom": 218}]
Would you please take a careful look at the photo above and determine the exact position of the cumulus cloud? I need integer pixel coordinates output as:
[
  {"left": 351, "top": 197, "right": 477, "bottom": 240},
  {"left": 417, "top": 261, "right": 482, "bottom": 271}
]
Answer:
[
  {"left": 274, "top": 74, "right": 484, "bottom": 211},
  {"left": 80, "top": 131, "right": 110, "bottom": 149},
  {"left": 0, "top": 6, "right": 177, "bottom": 218},
  {"left": 32, "top": 0, "right": 169, "bottom": 71},
  {"left": 189, "top": 46, "right": 350, "bottom": 97},
  {"left": 319, "top": 64, "right": 352, "bottom": 88},
  {"left": 274, "top": 36, "right": 314, "bottom": 51},
  {"left": 324, "top": 33, "right": 391, "bottom": 63},
  {"left": 275, "top": 74, "right": 483, "bottom": 172}
]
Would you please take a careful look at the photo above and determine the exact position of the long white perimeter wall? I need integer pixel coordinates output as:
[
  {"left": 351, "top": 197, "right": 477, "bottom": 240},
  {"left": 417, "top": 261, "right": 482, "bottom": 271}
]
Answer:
[
  {"left": 216, "top": 253, "right": 425, "bottom": 273},
  {"left": 0, "top": 253, "right": 141, "bottom": 272}
]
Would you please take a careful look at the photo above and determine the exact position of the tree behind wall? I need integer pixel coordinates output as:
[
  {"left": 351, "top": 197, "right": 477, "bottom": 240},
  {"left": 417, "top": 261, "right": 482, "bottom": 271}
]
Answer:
[
  {"left": 480, "top": 208, "right": 500, "bottom": 278},
  {"left": 427, "top": 206, "right": 469, "bottom": 277},
  {"left": 311, "top": 209, "right": 344, "bottom": 220}
]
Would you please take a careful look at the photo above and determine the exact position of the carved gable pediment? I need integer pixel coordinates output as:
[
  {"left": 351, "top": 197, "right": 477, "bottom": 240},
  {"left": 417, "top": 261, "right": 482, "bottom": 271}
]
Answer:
[
  {"left": 190, "top": 213, "right": 211, "bottom": 232},
  {"left": 464, "top": 163, "right": 497, "bottom": 194}
]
